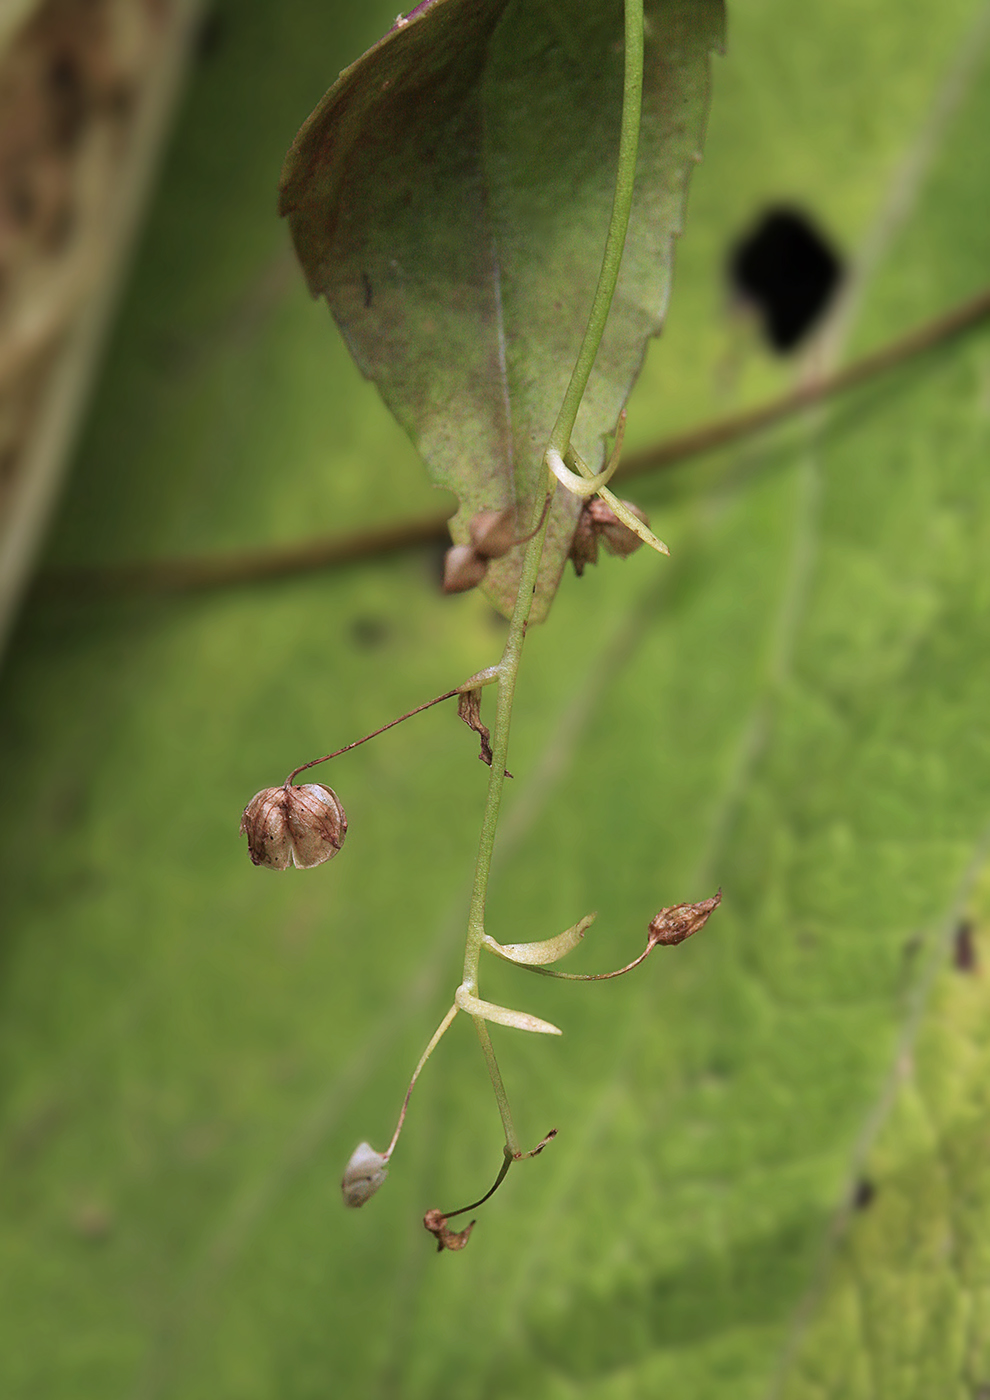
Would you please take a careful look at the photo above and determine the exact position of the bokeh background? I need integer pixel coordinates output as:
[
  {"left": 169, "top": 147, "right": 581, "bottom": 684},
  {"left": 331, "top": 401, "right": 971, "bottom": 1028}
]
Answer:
[{"left": 2, "top": 1, "right": 990, "bottom": 1397}]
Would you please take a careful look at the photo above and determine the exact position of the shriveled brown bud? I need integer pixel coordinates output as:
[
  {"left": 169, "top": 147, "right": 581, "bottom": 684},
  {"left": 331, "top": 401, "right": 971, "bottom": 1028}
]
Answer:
[
  {"left": 442, "top": 544, "right": 488, "bottom": 594},
  {"left": 423, "top": 1208, "right": 475, "bottom": 1253},
  {"left": 469, "top": 507, "right": 516, "bottom": 560},
  {"left": 240, "top": 782, "right": 347, "bottom": 869},
  {"left": 457, "top": 688, "right": 493, "bottom": 767},
  {"left": 588, "top": 497, "right": 650, "bottom": 558},
  {"left": 648, "top": 890, "right": 721, "bottom": 946},
  {"left": 457, "top": 688, "right": 512, "bottom": 776},
  {"left": 569, "top": 497, "right": 649, "bottom": 574},
  {"left": 568, "top": 505, "right": 599, "bottom": 577}
]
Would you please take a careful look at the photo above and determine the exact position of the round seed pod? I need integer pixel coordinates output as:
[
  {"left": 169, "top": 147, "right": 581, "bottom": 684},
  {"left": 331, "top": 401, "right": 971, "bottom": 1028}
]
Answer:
[{"left": 240, "top": 783, "right": 347, "bottom": 869}]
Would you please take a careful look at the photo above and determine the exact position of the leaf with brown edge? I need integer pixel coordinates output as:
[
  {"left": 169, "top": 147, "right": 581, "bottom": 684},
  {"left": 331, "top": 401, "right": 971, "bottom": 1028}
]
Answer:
[{"left": 278, "top": 0, "right": 724, "bottom": 621}]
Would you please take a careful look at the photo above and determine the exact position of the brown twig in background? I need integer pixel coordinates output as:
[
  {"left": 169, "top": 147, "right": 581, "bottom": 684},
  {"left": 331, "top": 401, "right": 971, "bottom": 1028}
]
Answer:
[
  {"left": 617, "top": 284, "right": 990, "bottom": 481},
  {"left": 33, "top": 285, "right": 990, "bottom": 602}
]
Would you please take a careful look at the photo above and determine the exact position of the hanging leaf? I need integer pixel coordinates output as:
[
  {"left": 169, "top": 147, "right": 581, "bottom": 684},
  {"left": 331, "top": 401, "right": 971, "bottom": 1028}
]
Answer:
[{"left": 278, "top": 0, "right": 724, "bottom": 620}]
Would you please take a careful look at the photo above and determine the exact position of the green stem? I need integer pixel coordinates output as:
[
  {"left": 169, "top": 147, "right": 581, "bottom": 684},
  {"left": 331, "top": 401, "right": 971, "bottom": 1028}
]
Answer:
[
  {"left": 461, "top": 479, "right": 555, "bottom": 997},
  {"left": 472, "top": 1016, "right": 522, "bottom": 1157},
  {"left": 547, "top": 0, "right": 644, "bottom": 459},
  {"left": 384, "top": 1003, "right": 458, "bottom": 1160},
  {"left": 460, "top": 0, "right": 646, "bottom": 1154}
]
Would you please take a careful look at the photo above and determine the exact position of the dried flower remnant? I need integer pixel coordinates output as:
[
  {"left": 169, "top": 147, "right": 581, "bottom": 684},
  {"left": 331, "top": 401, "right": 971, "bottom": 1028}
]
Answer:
[
  {"left": 443, "top": 500, "right": 551, "bottom": 594},
  {"left": 341, "top": 1142, "right": 389, "bottom": 1207},
  {"left": 648, "top": 890, "right": 722, "bottom": 946},
  {"left": 240, "top": 782, "right": 346, "bottom": 869},
  {"left": 569, "top": 497, "right": 650, "bottom": 575},
  {"left": 469, "top": 507, "right": 517, "bottom": 559},
  {"left": 458, "top": 686, "right": 503, "bottom": 770},
  {"left": 442, "top": 543, "right": 488, "bottom": 594},
  {"left": 423, "top": 1208, "right": 475, "bottom": 1253}
]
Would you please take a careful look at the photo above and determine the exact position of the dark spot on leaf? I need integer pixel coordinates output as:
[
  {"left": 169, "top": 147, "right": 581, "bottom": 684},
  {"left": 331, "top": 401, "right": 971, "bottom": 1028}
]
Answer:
[
  {"left": 196, "top": 9, "right": 226, "bottom": 62},
  {"left": 361, "top": 270, "right": 373, "bottom": 308},
  {"left": 728, "top": 207, "right": 843, "bottom": 352},
  {"left": 902, "top": 932, "right": 923, "bottom": 962},
  {"left": 350, "top": 616, "right": 389, "bottom": 649},
  {"left": 7, "top": 173, "right": 35, "bottom": 227},
  {"left": 954, "top": 919, "right": 977, "bottom": 972},
  {"left": 47, "top": 51, "right": 88, "bottom": 151},
  {"left": 70, "top": 1200, "right": 113, "bottom": 1242},
  {"left": 852, "top": 1177, "right": 876, "bottom": 1210}
]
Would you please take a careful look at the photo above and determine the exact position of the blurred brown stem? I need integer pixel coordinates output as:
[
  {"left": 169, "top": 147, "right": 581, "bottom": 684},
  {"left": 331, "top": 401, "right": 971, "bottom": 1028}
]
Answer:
[{"left": 34, "top": 285, "right": 990, "bottom": 601}]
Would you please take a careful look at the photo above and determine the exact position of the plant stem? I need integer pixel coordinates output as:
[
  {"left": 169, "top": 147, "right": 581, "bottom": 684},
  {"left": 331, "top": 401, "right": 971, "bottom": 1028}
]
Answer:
[
  {"left": 384, "top": 1002, "right": 458, "bottom": 1161},
  {"left": 461, "top": 477, "right": 556, "bottom": 996},
  {"left": 41, "top": 285, "right": 990, "bottom": 601},
  {"left": 547, "top": 0, "right": 644, "bottom": 458},
  {"left": 286, "top": 688, "right": 460, "bottom": 784},
  {"left": 443, "top": 1148, "right": 513, "bottom": 1220},
  {"left": 517, "top": 943, "right": 655, "bottom": 980},
  {"left": 460, "top": 0, "right": 646, "bottom": 1152},
  {"left": 472, "top": 1016, "right": 522, "bottom": 1157}
]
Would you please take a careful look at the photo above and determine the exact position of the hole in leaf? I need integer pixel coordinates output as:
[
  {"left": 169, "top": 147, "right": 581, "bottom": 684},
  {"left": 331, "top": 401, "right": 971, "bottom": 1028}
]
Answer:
[
  {"left": 852, "top": 1177, "right": 876, "bottom": 1211},
  {"left": 196, "top": 9, "right": 226, "bottom": 62},
  {"left": 728, "top": 206, "right": 843, "bottom": 352},
  {"left": 954, "top": 919, "right": 977, "bottom": 972},
  {"left": 350, "top": 616, "right": 389, "bottom": 649}
]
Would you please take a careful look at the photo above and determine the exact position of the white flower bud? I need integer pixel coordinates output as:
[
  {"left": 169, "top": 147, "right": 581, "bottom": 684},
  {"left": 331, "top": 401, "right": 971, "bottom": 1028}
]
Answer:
[{"left": 341, "top": 1141, "right": 388, "bottom": 1208}]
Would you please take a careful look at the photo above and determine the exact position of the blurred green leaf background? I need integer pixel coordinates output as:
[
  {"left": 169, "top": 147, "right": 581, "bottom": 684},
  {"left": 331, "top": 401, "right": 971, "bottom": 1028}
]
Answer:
[{"left": 2, "top": 1, "right": 990, "bottom": 1397}]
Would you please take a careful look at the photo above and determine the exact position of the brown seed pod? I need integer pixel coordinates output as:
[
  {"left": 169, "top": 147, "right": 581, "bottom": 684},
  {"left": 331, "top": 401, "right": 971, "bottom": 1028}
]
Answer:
[
  {"left": 442, "top": 544, "right": 488, "bottom": 594},
  {"left": 240, "top": 783, "right": 347, "bottom": 869},
  {"left": 648, "top": 890, "right": 722, "bottom": 946},
  {"left": 588, "top": 497, "right": 650, "bottom": 557},
  {"left": 468, "top": 507, "right": 516, "bottom": 560}
]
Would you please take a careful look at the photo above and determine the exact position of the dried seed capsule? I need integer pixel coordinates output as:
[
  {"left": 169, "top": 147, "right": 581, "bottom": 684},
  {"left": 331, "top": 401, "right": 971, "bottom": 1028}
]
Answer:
[
  {"left": 469, "top": 507, "right": 516, "bottom": 560},
  {"left": 442, "top": 544, "right": 488, "bottom": 594},
  {"left": 588, "top": 497, "right": 650, "bottom": 557},
  {"left": 341, "top": 1142, "right": 388, "bottom": 1207},
  {"left": 648, "top": 890, "right": 722, "bottom": 946},
  {"left": 240, "top": 783, "right": 347, "bottom": 869}
]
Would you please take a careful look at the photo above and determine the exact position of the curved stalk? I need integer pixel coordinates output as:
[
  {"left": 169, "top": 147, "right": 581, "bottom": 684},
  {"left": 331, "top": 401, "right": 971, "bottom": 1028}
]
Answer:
[
  {"left": 546, "top": 0, "right": 644, "bottom": 459},
  {"left": 461, "top": 0, "right": 646, "bottom": 1152}
]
